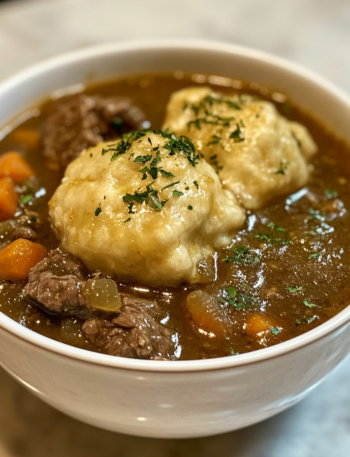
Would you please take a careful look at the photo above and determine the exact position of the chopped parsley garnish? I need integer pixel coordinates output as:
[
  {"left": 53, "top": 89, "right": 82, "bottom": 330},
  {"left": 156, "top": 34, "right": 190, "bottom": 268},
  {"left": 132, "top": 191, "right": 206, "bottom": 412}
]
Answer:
[
  {"left": 295, "top": 315, "right": 318, "bottom": 325},
  {"left": 325, "top": 188, "right": 338, "bottom": 199},
  {"left": 271, "top": 327, "right": 281, "bottom": 335},
  {"left": 173, "top": 190, "right": 184, "bottom": 196},
  {"left": 229, "top": 123, "right": 244, "bottom": 142},
  {"left": 207, "top": 135, "right": 221, "bottom": 145},
  {"left": 309, "top": 209, "right": 326, "bottom": 222},
  {"left": 90, "top": 153, "right": 93, "bottom": 158},
  {"left": 123, "top": 184, "right": 168, "bottom": 213},
  {"left": 20, "top": 194, "right": 33, "bottom": 205},
  {"left": 255, "top": 233, "right": 290, "bottom": 246},
  {"left": 308, "top": 252, "right": 321, "bottom": 259},
  {"left": 204, "top": 94, "right": 241, "bottom": 110},
  {"left": 95, "top": 207, "right": 102, "bottom": 216},
  {"left": 188, "top": 205, "right": 193, "bottom": 210},
  {"left": 255, "top": 233, "right": 272, "bottom": 242},
  {"left": 286, "top": 286, "right": 303, "bottom": 293},
  {"left": 255, "top": 222, "right": 290, "bottom": 246},
  {"left": 268, "top": 221, "right": 286, "bottom": 232},
  {"left": 303, "top": 300, "right": 318, "bottom": 309},
  {"left": 274, "top": 160, "right": 289, "bottom": 175},
  {"left": 124, "top": 217, "right": 132, "bottom": 223},
  {"left": 162, "top": 181, "right": 180, "bottom": 190},
  {"left": 163, "top": 134, "right": 200, "bottom": 167},
  {"left": 193, "top": 180, "right": 199, "bottom": 189},
  {"left": 30, "top": 216, "right": 37, "bottom": 222},
  {"left": 147, "top": 137, "right": 152, "bottom": 146},
  {"left": 160, "top": 170, "right": 175, "bottom": 178},
  {"left": 102, "top": 130, "right": 147, "bottom": 160},
  {"left": 220, "top": 286, "right": 257, "bottom": 311},
  {"left": 187, "top": 115, "right": 235, "bottom": 130},
  {"left": 223, "top": 246, "right": 260, "bottom": 264},
  {"left": 209, "top": 154, "right": 223, "bottom": 174},
  {"left": 230, "top": 349, "right": 238, "bottom": 356},
  {"left": 134, "top": 154, "right": 152, "bottom": 163}
]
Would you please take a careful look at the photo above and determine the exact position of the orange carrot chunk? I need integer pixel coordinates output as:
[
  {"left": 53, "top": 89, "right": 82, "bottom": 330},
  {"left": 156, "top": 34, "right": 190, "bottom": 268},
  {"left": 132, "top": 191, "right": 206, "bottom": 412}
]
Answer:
[
  {"left": 244, "top": 313, "right": 275, "bottom": 337},
  {"left": 11, "top": 129, "right": 40, "bottom": 149},
  {"left": 0, "top": 152, "right": 34, "bottom": 183},
  {"left": 0, "top": 178, "right": 18, "bottom": 221},
  {"left": 0, "top": 239, "right": 47, "bottom": 281}
]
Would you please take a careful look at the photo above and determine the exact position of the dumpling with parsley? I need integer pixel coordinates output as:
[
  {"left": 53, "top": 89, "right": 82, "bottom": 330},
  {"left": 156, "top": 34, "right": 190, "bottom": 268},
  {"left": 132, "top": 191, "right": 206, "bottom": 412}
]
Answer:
[
  {"left": 162, "top": 87, "right": 317, "bottom": 209},
  {"left": 49, "top": 131, "right": 245, "bottom": 287}
]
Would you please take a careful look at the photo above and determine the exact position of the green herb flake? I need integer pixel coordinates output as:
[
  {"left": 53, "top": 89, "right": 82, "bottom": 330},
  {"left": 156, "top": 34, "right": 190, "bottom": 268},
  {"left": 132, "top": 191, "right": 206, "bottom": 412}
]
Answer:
[
  {"left": 30, "top": 216, "right": 37, "bottom": 222},
  {"left": 220, "top": 286, "right": 257, "bottom": 311},
  {"left": 90, "top": 153, "right": 93, "bottom": 158},
  {"left": 303, "top": 300, "right": 318, "bottom": 309},
  {"left": 271, "top": 327, "right": 281, "bottom": 336},
  {"left": 255, "top": 233, "right": 272, "bottom": 242},
  {"left": 268, "top": 221, "right": 286, "bottom": 232},
  {"left": 147, "top": 137, "right": 152, "bottom": 146},
  {"left": 188, "top": 205, "right": 193, "bottom": 210},
  {"left": 229, "top": 123, "right": 244, "bottom": 142},
  {"left": 286, "top": 286, "right": 303, "bottom": 293},
  {"left": 193, "top": 180, "right": 199, "bottom": 189},
  {"left": 173, "top": 190, "right": 184, "bottom": 197},
  {"left": 325, "top": 188, "right": 338, "bottom": 199},
  {"left": 162, "top": 181, "right": 180, "bottom": 190},
  {"left": 124, "top": 217, "right": 132, "bottom": 223},
  {"left": 160, "top": 170, "right": 175, "bottom": 178},
  {"left": 296, "top": 315, "right": 318, "bottom": 326},
  {"left": 20, "top": 194, "right": 33, "bottom": 205},
  {"left": 209, "top": 154, "right": 223, "bottom": 174},
  {"left": 123, "top": 184, "right": 168, "bottom": 213},
  {"left": 309, "top": 209, "right": 326, "bottom": 222},
  {"left": 134, "top": 154, "right": 152, "bottom": 163},
  {"left": 308, "top": 252, "right": 321, "bottom": 259},
  {"left": 95, "top": 207, "right": 102, "bottom": 216},
  {"left": 207, "top": 135, "right": 221, "bottom": 145},
  {"left": 230, "top": 349, "right": 238, "bottom": 356},
  {"left": 223, "top": 246, "right": 260, "bottom": 264},
  {"left": 274, "top": 160, "right": 289, "bottom": 175}
]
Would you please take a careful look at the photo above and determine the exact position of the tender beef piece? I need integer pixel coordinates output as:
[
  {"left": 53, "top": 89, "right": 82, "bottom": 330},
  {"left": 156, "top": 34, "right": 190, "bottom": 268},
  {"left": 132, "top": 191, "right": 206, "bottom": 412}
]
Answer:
[
  {"left": 42, "top": 94, "right": 146, "bottom": 168},
  {"left": 82, "top": 296, "right": 175, "bottom": 360},
  {"left": 24, "top": 249, "right": 92, "bottom": 319},
  {"left": 12, "top": 226, "right": 37, "bottom": 241}
]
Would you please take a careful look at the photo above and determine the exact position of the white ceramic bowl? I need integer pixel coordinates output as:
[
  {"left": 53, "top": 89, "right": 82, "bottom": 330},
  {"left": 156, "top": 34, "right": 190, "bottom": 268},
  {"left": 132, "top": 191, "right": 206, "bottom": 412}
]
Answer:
[{"left": 0, "top": 41, "right": 350, "bottom": 439}]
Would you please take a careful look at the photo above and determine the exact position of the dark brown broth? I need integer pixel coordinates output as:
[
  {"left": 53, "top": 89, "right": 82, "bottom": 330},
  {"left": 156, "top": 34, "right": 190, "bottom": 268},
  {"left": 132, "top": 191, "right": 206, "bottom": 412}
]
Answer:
[{"left": 0, "top": 73, "right": 350, "bottom": 360}]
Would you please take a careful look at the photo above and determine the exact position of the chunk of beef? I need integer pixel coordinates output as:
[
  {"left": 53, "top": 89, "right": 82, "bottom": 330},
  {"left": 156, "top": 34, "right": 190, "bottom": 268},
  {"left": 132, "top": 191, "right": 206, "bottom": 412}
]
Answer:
[
  {"left": 24, "top": 249, "right": 92, "bottom": 319},
  {"left": 82, "top": 296, "right": 175, "bottom": 360},
  {"left": 42, "top": 94, "right": 146, "bottom": 168},
  {"left": 12, "top": 226, "right": 37, "bottom": 241}
]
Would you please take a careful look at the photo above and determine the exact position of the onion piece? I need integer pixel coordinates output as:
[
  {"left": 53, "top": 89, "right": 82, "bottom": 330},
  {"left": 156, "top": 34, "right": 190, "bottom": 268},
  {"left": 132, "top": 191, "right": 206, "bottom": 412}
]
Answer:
[{"left": 85, "top": 278, "right": 121, "bottom": 312}]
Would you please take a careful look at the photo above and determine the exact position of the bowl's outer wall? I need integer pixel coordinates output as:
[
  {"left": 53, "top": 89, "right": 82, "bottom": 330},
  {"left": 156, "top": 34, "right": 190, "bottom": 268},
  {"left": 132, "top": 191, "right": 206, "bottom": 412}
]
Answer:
[
  {"left": 1, "top": 321, "right": 350, "bottom": 438},
  {"left": 0, "top": 42, "right": 350, "bottom": 437}
]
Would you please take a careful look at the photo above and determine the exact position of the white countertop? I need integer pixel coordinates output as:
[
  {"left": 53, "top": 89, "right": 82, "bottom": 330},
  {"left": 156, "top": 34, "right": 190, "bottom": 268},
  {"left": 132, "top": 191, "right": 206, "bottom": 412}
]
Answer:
[{"left": 0, "top": 0, "right": 350, "bottom": 455}]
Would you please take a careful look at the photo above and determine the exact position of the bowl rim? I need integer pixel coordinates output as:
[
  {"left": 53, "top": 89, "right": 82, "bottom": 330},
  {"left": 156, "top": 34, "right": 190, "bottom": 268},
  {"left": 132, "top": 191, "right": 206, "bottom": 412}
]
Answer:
[{"left": 0, "top": 38, "right": 350, "bottom": 373}]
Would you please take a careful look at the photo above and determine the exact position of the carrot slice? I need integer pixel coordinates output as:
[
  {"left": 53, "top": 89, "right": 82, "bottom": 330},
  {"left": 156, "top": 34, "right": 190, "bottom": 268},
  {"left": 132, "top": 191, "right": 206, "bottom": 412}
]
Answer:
[
  {"left": 0, "top": 178, "right": 18, "bottom": 221},
  {"left": 11, "top": 129, "right": 40, "bottom": 149},
  {"left": 244, "top": 313, "right": 275, "bottom": 336},
  {"left": 0, "top": 239, "right": 47, "bottom": 281},
  {"left": 0, "top": 152, "right": 34, "bottom": 182},
  {"left": 187, "top": 290, "right": 231, "bottom": 338}
]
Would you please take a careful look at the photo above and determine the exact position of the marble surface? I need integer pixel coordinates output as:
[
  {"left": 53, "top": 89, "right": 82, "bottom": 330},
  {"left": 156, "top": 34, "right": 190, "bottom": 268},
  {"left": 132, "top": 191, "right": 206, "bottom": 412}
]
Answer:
[{"left": 0, "top": 0, "right": 350, "bottom": 455}]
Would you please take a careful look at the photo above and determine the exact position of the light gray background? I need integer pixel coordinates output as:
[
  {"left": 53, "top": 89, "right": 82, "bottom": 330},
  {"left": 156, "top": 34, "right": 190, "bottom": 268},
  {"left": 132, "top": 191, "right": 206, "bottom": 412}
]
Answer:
[{"left": 0, "top": 0, "right": 349, "bottom": 455}]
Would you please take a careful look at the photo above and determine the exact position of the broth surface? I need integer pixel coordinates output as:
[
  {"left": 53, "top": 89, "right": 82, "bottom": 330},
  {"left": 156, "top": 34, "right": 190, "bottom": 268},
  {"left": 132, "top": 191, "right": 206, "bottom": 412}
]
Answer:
[{"left": 0, "top": 73, "right": 349, "bottom": 360}]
